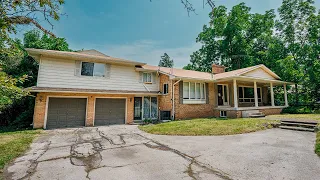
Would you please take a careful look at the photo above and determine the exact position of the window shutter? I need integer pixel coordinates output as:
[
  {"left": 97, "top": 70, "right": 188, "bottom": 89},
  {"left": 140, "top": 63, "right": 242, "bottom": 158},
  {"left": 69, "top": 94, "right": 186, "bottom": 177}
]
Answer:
[
  {"left": 206, "top": 83, "right": 209, "bottom": 104},
  {"left": 139, "top": 72, "right": 143, "bottom": 83},
  {"left": 105, "top": 64, "right": 111, "bottom": 78},
  {"left": 74, "top": 60, "right": 81, "bottom": 76},
  {"left": 179, "top": 81, "right": 183, "bottom": 104}
]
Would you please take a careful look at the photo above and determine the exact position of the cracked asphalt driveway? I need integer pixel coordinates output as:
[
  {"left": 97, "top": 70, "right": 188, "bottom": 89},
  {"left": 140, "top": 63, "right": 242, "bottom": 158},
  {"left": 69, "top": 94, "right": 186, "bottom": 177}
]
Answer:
[{"left": 4, "top": 125, "right": 320, "bottom": 180}]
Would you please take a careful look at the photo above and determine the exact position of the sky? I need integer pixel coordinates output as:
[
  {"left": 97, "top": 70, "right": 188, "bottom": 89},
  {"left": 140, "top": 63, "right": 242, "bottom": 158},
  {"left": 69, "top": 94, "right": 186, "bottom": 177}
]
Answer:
[{"left": 15, "top": 0, "right": 320, "bottom": 68}]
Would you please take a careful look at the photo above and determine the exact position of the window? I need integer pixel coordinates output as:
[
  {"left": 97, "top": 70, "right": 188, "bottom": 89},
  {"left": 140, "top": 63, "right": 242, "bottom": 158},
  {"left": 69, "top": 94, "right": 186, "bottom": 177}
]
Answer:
[
  {"left": 81, "top": 62, "right": 105, "bottom": 77},
  {"left": 163, "top": 84, "right": 169, "bottom": 95},
  {"left": 238, "top": 87, "right": 262, "bottom": 103},
  {"left": 183, "top": 82, "right": 206, "bottom": 100},
  {"left": 143, "top": 73, "right": 152, "bottom": 83},
  {"left": 220, "top": 111, "right": 227, "bottom": 117}
]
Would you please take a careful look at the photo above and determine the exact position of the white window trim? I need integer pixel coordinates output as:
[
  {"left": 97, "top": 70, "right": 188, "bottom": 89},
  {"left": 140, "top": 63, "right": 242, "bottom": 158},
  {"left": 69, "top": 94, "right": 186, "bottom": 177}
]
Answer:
[
  {"left": 80, "top": 61, "right": 106, "bottom": 78},
  {"left": 163, "top": 83, "right": 169, "bottom": 95},
  {"left": 183, "top": 82, "right": 206, "bottom": 104},
  {"left": 220, "top": 111, "right": 227, "bottom": 118},
  {"left": 238, "top": 86, "right": 262, "bottom": 103},
  {"left": 143, "top": 72, "right": 153, "bottom": 83}
]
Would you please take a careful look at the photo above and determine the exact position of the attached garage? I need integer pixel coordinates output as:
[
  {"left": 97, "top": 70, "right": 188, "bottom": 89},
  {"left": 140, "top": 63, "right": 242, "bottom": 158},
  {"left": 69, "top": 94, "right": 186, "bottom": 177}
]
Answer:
[
  {"left": 46, "top": 98, "right": 87, "bottom": 129},
  {"left": 95, "top": 98, "right": 126, "bottom": 126}
]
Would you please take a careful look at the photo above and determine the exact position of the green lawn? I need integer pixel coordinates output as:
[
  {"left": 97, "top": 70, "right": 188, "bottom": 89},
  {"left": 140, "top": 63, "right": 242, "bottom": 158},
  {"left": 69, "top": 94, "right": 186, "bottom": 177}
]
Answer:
[
  {"left": 266, "top": 114, "right": 320, "bottom": 121},
  {"left": 0, "top": 130, "right": 42, "bottom": 178},
  {"left": 139, "top": 118, "right": 279, "bottom": 136}
]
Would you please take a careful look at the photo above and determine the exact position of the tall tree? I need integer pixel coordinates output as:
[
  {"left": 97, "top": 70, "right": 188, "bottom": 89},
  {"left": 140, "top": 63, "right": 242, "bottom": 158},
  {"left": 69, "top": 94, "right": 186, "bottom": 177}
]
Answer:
[{"left": 158, "top": 53, "right": 174, "bottom": 68}]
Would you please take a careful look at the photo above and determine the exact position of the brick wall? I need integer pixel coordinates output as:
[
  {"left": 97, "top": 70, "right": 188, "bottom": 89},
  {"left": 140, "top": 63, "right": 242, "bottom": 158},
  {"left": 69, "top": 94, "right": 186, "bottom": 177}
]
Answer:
[
  {"left": 33, "top": 92, "right": 134, "bottom": 129},
  {"left": 260, "top": 108, "right": 282, "bottom": 115},
  {"left": 174, "top": 81, "right": 215, "bottom": 119},
  {"left": 158, "top": 74, "right": 172, "bottom": 113}
]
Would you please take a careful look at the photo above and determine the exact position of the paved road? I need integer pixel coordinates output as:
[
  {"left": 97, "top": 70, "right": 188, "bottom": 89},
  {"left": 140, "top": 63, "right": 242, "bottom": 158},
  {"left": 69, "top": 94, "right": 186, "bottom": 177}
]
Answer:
[{"left": 4, "top": 125, "right": 320, "bottom": 180}]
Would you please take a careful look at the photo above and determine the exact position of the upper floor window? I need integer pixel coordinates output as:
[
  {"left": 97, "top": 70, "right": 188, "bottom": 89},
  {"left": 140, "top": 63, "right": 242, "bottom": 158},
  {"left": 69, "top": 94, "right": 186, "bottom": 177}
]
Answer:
[
  {"left": 143, "top": 73, "right": 152, "bottom": 83},
  {"left": 163, "top": 83, "right": 169, "bottom": 95},
  {"left": 183, "top": 82, "right": 206, "bottom": 100},
  {"left": 81, "top": 62, "right": 105, "bottom": 77}
]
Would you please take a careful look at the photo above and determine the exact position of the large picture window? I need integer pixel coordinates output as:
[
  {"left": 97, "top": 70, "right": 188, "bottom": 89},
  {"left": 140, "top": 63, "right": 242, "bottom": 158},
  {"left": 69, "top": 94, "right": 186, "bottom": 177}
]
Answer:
[
  {"left": 183, "top": 82, "right": 206, "bottom": 100},
  {"left": 238, "top": 87, "right": 262, "bottom": 103},
  {"left": 81, "top": 62, "right": 105, "bottom": 77}
]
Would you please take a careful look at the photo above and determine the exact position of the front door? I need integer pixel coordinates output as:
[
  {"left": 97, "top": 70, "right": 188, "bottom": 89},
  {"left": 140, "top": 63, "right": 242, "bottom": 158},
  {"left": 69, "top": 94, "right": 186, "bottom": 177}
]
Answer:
[
  {"left": 218, "top": 85, "right": 229, "bottom": 106},
  {"left": 134, "top": 97, "right": 142, "bottom": 120}
]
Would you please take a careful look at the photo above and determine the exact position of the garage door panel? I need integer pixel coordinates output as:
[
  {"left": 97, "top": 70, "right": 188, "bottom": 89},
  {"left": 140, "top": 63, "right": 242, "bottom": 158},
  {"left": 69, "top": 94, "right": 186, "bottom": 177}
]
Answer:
[
  {"left": 95, "top": 98, "right": 125, "bottom": 126},
  {"left": 46, "top": 98, "right": 86, "bottom": 129}
]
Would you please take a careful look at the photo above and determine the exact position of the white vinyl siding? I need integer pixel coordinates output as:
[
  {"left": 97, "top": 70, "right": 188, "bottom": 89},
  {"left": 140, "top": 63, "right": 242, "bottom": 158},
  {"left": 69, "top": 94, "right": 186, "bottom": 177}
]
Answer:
[
  {"left": 242, "top": 68, "right": 275, "bottom": 80},
  {"left": 37, "top": 57, "right": 159, "bottom": 91}
]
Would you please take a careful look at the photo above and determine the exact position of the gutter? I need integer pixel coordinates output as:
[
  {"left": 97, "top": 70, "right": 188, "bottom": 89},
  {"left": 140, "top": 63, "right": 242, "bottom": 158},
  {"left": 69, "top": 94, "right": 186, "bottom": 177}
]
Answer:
[{"left": 172, "top": 79, "right": 182, "bottom": 120}]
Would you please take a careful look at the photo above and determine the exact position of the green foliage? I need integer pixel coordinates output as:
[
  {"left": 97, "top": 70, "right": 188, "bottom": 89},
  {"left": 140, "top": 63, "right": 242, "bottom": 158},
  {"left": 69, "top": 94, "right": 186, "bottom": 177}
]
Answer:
[
  {"left": 185, "top": 0, "right": 320, "bottom": 104},
  {"left": 282, "top": 106, "right": 314, "bottom": 114},
  {"left": 316, "top": 131, "right": 320, "bottom": 156},
  {"left": 0, "top": 30, "right": 71, "bottom": 128},
  {"left": 158, "top": 53, "right": 174, "bottom": 68}
]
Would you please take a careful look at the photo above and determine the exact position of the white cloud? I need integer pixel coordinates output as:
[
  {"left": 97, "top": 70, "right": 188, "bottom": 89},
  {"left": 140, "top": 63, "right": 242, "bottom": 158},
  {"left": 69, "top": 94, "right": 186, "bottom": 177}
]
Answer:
[{"left": 74, "top": 40, "right": 201, "bottom": 68}]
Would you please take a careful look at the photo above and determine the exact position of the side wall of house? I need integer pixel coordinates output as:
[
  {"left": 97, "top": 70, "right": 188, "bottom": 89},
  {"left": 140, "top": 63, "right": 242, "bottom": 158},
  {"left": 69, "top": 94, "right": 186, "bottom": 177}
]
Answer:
[
  {"left": 174, "top": 81, "right": 215, "bottom": 119},
  {"left": 37, "top": 57, "right": 159, "bottom": 91},
  {"left": 33, "top": 92, "right": 134, "bottom": 129},
  {"left": 158, "top": 74, "right": 173, "bottom": 116}
]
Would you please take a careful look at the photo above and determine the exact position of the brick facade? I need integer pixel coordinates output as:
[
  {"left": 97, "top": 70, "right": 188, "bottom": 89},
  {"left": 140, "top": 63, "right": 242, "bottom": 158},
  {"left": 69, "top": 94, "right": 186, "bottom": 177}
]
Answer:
[
  {"left": 158, "top": 74, "right": 172, "bottom": 113},
  {"left": 33, "top": 92, "right": 134, "bottom": 129},
  {"left": 174, "top": 81, "right": 216, "bottom": 119}
]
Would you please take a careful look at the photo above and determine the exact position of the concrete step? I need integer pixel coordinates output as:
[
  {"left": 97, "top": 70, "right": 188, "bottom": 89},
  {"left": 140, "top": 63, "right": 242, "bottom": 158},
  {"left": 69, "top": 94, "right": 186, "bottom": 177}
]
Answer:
[
  {"left": 281, "top": 122, "right": 317, "bottom": 128},
  {"left": 279, "top": 125, "right": 315, "bottom": 132},
  {"left": 249, "top": 112, "right": 266, "bottom": 118},
  {"left": 281, "top": 120, "right": 318, "bottom": 125},
  {"left": 249, "top": 114, "right": 266, "bottom": 118}
]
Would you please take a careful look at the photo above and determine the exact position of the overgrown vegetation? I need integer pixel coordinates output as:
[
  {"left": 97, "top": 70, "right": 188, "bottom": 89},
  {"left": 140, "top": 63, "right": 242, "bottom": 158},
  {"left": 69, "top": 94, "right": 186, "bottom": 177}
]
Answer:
[
  {"left": 0, "top": 30, "right": 71, "bottom": 128},
  {"left": 0, "top": 130, "right": 42, "bottom": 178},
  {"left": 139, "top": 118, "right": 279, "bottom": 136}
]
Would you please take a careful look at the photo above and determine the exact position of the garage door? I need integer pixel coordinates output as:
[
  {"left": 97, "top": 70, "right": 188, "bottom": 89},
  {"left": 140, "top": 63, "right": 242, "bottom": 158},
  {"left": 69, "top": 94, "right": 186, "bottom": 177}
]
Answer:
[
  {"left": 46, "top": 98, "right": 86, "bottom": 129},
  {"left": 95, "top": 98, "right": 126, "bottom": 126}
]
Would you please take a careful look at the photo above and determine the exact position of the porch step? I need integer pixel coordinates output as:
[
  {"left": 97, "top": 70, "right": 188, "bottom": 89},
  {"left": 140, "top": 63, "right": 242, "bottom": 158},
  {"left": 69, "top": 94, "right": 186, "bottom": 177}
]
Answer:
[
  {"left": 249, "top": 112, "right": 266, "bottom": 118},
  {"left": 132, "top": 120, "right": 143, "bottom": 125},
  {"left": 279, "top": 125, "right": 315, "bottom": 132}
]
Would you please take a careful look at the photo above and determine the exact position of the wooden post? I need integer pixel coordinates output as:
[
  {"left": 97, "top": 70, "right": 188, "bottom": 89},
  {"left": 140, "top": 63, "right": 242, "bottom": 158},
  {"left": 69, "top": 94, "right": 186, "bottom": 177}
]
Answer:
[
  {"left": 254, "top": 81, "right": 258, "bottom": 107},
  {"left": 270, "top": 82, "right": 275, "bottom": 106},
  {"left": 284, "top": 84, "right": 288, "bottom": 106},
  {"left": 233, "top": 79, "right": 238, "bottom": 108}
]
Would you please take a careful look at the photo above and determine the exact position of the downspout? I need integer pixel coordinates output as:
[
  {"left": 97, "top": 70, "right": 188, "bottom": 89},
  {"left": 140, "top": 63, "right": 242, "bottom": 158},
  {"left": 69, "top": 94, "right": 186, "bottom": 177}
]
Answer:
[{"left": 172, "top": 79, "right": 182, "bottom": 120}]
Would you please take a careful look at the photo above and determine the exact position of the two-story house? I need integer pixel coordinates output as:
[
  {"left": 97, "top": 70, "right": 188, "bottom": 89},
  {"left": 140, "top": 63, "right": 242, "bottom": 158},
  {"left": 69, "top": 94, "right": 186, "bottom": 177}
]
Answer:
[{"left": 26, "top": 48, "right": 292, "bottom": 129}]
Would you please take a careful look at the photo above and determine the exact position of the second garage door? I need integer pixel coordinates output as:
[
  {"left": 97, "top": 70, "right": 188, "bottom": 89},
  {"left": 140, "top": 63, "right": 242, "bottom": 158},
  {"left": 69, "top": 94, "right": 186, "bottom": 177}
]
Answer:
[{"left": 95, "top": 98, "right": 126, "bottom": 126}]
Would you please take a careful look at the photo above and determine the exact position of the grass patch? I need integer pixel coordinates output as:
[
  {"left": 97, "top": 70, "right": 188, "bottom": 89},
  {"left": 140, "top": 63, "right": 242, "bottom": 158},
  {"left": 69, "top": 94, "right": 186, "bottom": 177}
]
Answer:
[
  {"left": 139, "top": 118, "right": 279, "bottom": 136},
  {"left": 0, "top": 130, "right": 42, "bottom": 178},
  {"left": 316, "top": 131, "right": 320, "bottom": 156}
]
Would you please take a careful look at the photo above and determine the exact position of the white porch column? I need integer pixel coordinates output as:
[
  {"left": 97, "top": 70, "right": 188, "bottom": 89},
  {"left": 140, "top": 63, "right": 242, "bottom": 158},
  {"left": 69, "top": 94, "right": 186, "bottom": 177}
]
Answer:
[
  {"left": 254, "top": 81, "right": 258, "bottom": 107},
  {"left": 233, "top": 79, "right": 238, "bottom": 108},
  {"left": 284, "top": 84, "right": 288, "bottom": 106},
  {"left": 270, "top": 82, "right": 275, "bottom": 106}
]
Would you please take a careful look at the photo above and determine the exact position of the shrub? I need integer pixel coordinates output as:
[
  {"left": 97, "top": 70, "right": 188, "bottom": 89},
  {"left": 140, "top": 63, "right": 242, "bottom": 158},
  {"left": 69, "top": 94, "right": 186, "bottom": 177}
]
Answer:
[{"left": 282, "top": 106, "right": 314, "bottom": 114}]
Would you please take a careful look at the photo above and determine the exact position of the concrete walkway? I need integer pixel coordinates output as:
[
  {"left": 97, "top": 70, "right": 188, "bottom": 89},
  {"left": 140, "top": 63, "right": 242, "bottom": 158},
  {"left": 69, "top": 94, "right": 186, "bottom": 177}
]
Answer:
[{"left": 4, "top": 125, "right": 320, "bottom": 180}]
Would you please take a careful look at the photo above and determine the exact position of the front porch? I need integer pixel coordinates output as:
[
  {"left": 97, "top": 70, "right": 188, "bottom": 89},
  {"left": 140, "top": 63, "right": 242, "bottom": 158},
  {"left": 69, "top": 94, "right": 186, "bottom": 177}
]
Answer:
[{"left": 214, "top": 77, "right": 291, "bottom": 118}]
